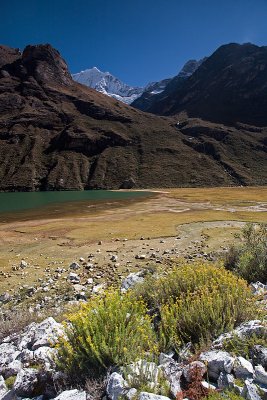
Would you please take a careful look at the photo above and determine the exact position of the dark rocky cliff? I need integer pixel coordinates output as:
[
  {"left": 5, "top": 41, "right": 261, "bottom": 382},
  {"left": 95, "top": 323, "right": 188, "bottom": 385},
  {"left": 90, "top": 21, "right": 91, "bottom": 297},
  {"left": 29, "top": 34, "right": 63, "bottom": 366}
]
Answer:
[{"left": 0, "top": 44, "right": 266, "bottom": 191}]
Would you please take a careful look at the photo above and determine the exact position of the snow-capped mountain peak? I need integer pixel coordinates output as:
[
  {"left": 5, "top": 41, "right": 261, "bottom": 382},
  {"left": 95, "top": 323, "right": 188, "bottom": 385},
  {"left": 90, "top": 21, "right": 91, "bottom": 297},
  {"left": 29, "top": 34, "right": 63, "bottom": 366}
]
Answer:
[{"left": 72, "top": 67, "right": 143, "bottom": 104}]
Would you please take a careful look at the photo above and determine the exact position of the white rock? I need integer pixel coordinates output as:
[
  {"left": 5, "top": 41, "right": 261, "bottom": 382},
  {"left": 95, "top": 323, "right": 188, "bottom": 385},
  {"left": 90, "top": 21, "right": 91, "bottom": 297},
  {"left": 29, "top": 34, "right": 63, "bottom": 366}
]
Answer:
[
  {"left": 68, "top": 272, "right": 80, "bottom": 283},
  {"left": 126, "top": 388, "right": 138, "bottom": 399},
  {"left": 18, "top": 317, "right": 64, "bottom": 351},
  {"left": 121, "top": 271, "right": 145, "bottom": 292},
  {"left": 20, "top": 260, "right": 28, "bottom": 269},
  {"left": 13, "top": 368, "right": 39, "bottom": 397},
  {"left": 0, "top": 375, "right": 8, "bottom": 398},
  {"left": 0, "top": 343, "right": 19, "bottom": 368},
  {"left": 33, "top": 346, "right": 57, "bottom": 369},
  {"left": 92, "top": 284, "right": 105, "bottom": 294},
  {"left": 241, "top": 379, "right": 262, "bottom": 400},
  {"left": 127, "top": 360, "right": 160, "bottom": 384},
  {"left": 212, "top": 320, "right": 266, "bottom": 349},
  {"left": 138, "top": 393, "right": 171, "bottom": 400},
  {"left": 53, "top": 389, "right": 87, "bottom": 400},
  {"left": 201, "top": 381, "right": 217, "bottom": 390},
  {"left": 199, "top": 351, "right": 235, "bottom": 380},
  {"left": 250, "top": 282, "right": 267, "bottom": 295},
  {"left": 234, "top": 356, "right": 254, "bottom": 379},
  {"left": 106, "top": 372, "right": 128, "bottom": 400},
  {"left": 254, "top": 365, "right": 267, "bottom": 385},
  {"left": 183, "top": 361, "right": 207, "bottom": 382},
  {"left": 3, "top": 360, "right": 22, "bottom": 378},
  {"left": 160, "top": 359, "right": 182, "bottom": 398}
]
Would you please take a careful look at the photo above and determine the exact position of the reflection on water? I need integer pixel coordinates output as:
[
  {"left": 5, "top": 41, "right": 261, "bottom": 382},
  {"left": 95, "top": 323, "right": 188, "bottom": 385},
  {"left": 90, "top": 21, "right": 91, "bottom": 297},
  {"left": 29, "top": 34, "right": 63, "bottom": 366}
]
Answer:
[{"left": 0, "top": 190, "right": 152, "bottom": 222}]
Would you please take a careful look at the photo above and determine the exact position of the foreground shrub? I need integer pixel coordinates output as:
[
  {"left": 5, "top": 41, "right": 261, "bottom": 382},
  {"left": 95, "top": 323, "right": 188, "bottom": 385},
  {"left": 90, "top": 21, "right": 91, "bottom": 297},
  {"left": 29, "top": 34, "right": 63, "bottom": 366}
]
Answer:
[
  {"left": 56, "top": 291, "right": 157, "bottom": 379},
  {"left": 224, "top": 223, "right": 267, "bottom": 283},
  {"left": 133, "top": 263, "right": 257, "bottom": 352}
]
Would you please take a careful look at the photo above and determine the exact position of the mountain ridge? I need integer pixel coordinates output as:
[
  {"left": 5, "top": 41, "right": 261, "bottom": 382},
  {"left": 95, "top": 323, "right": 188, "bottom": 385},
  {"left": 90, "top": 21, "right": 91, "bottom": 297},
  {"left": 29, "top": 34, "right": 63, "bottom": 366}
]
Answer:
[{"left": 0, "top": 43, "right": 266, "bottom": 191}]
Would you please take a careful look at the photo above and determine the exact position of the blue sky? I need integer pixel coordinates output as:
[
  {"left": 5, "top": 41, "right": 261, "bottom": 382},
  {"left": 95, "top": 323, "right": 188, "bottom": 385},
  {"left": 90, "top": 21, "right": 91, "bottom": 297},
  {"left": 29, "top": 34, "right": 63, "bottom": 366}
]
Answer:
[{"left": 1, "top": 0, "right": 267, "bottom": 86}]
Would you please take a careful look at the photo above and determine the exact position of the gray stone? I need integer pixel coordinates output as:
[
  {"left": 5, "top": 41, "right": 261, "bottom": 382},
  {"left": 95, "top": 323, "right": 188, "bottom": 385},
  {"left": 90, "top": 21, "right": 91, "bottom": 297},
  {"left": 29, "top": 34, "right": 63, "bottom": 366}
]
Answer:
[
  {"left": 251, "top": 345, "right": 267, "bottom": 369},
  {"left": 217, "top": 372, "right": 235, "bottom": 389},
  {"left": 234, "top": 356, "right": 254, "bottom": 379},
  {"left": 254, "top": 365, "right": 267, "bottom": 385},
  {"left": 121, "top": 271, "right": 145, "bottom": 292},
  {"left": 126, "top": 360, "right": 160, "bottom": 391},
  {"left": 250, "top": 282, "right": 267, "bottom": 295},
  {"left": 212, "top": 320, "right": 267, "bottom": 349},
  {"left": 18, "top": 317, "right": 64, "bottom": 351},
  {"left": 138, "top": 393, "right": 171, "bottom": 400},
  {"left": 1, "top": 389, "right": 18, "bottom": 400},
  {"left": 3, "top": 360, "right": 22, "bottom": 379},
  {"left": 33, "top": 346, "right": 57, "bottom": 369},
  {"left": 20, "top": 260, "right": 28, "bottom": 269},
  {"left": 69, "top": 262, "right": 80, "bottom": 270},
  {"left": 160, "top": 359, "right": 182, "bottom": 398},
  {"left": 68, "top": 272, "right": 80, "bottom": 284},
  {"left": 126, "top": 388, "right": 138, "bottom": 399},
  {"left": 0, "top": 375, "right": 8, "bottom": 398},
  {"left": 199, "top": 351, "right": 235, "bottom": 381},
  {"left": 13, "top": 368, "right": 39, "bottom": 397},
  {"left": 53, "top": 389, "right": 87, "bottom": 400},
  {"left": 0, "top": 343, "right": 19, "bottom": 369},
  {"left": 183, "top": 361, "right": 207, "bottom": 383},
  {"left": 106, "top": 372, "right": 128, "bottom": 400},
  {"left": 241, "top": 380, "right": 262, "bottom": 400}
]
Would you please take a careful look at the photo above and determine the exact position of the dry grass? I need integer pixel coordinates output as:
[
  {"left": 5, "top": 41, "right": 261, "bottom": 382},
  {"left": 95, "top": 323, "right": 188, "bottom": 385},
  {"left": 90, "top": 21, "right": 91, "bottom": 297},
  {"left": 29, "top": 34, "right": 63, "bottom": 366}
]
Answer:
[{"left": 0, "top": 187, "right": 266, "bottom": 294}]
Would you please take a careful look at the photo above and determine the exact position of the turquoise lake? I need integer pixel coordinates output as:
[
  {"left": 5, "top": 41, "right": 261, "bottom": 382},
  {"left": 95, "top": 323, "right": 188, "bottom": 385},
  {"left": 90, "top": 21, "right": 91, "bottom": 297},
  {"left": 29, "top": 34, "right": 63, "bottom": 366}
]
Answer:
[{"left": 0, "top": 190, "right": 151, "bottom": 215}]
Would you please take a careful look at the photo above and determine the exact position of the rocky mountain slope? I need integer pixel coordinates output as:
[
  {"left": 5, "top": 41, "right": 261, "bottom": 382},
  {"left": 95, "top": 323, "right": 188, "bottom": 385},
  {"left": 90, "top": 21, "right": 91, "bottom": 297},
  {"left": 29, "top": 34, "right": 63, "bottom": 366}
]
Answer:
[
  {"left": 0, "top": 43, "right": 266, "bottom": 191},
  {"left": 132, "top": 59, "right": 204, "bottom": 111},
  {"left": 133, "top": 43, "right": 267, "bottom": 127}
]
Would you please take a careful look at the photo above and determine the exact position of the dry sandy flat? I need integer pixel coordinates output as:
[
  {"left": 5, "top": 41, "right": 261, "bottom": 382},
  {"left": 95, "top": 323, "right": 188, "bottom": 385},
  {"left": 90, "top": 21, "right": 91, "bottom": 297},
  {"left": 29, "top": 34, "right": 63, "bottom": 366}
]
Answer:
[{"left": 0, "top": 187, "right": 266, "bottom": 294}]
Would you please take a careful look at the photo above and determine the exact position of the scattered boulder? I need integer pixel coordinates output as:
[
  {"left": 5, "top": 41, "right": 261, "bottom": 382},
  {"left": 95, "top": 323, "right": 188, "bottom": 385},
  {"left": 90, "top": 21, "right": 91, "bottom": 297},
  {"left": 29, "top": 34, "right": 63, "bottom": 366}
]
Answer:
[
  {"left": 160, "top": 359, "right": 182, "bottom": 398},
  {"left": 0, "top": 375, "right": 8, "bottom": 398},
  {"left": 106, "top": 372, "right": 129, "bottom": 400},
  {"left": 53, "top": 389, "right": 87, "bottom": 400},
  {"left": 20, "top": 260, "right": 27, "bottom": 269},
  {"left": 212, "top": 320, "right": 267, "bottom": 349},
  {"left": 199, "top": 351, "right": 235, "bottom": 381},
  {"left": 217, "top": 372, "right": 235, "bottom": 389},
  {"left": 121, "top": 271, "right": 146, "bottom": 292},
  {"left": 68, "top": 272, "right": 80, "bottom": 284},
  {"left": 2, "top": 360, "right": 22, "bottom": 379},
  {"left": 241, "top": 379, "right": 262, "bottom": 400},
  {"left": 234, "top": 357, "right": 254, "bottom": 380},
  {"left": 250, "top": 345, "right": 267, "bottom": 369},
  {"left": 18, "top": 317, "right": 64, "bottom": 350},
  {"left": 254, "top": 365, "right": 267, "bottom": 385},
  {"left": 13, "top": 368, "right": 39, "bottom": 397},
  {"left": 138, "top": 393, "right": 171, "bottom": 400},
  {"left": 69, "top": 262, "right": 80, "bottom": 270}
]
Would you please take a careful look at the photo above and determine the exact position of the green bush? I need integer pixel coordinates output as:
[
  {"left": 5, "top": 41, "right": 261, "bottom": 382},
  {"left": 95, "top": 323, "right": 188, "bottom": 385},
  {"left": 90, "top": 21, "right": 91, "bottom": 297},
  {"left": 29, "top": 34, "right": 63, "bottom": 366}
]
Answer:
[
  {"left": 56, "top": 291, "right": 157, "bottom": 379},
  {"left": 205, "top": 391, "right": 244, "bottom": 400},
  {"left": 224, "top": 223, "right": 267, "bottom": 283},
  {"left": 134, "top": 263, "right": 257, "bottom": 352}
]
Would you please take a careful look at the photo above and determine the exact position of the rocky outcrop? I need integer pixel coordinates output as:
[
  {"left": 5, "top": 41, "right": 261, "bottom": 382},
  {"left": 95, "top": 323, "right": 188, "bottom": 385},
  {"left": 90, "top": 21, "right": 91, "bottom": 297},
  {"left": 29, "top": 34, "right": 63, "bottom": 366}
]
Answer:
[{"left": 133, "top": 43, "right": 267, "bottom": 127}]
